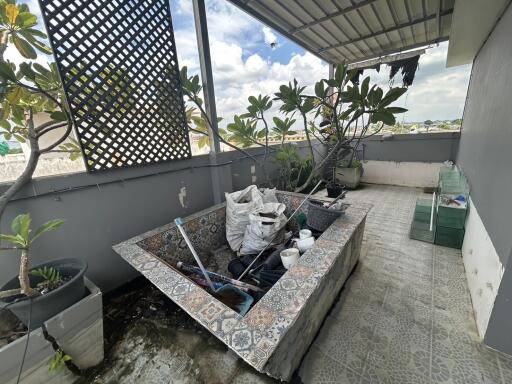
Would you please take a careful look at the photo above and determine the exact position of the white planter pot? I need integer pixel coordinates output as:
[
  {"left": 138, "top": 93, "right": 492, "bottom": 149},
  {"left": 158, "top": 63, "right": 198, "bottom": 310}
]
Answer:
[
  {"left": 0, "top": 278, "right": 104, "bottom": 384},
  {"left": 336, "top": 166, "right": 363, "bottom": 189}
]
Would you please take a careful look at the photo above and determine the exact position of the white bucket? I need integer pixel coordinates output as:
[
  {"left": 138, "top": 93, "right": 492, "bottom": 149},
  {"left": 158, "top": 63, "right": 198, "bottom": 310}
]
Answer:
[{"left": 280, "top": 248, "right": 300, "bottom": 269}]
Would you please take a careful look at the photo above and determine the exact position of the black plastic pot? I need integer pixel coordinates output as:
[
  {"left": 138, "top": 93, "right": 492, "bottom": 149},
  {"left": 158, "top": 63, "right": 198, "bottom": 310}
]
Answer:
[
  {"left": 0, "top": 258, "right": 87, "bottom": 328},
  {"left": 326, "top": 184, "right": 343, "bottom": 198}
]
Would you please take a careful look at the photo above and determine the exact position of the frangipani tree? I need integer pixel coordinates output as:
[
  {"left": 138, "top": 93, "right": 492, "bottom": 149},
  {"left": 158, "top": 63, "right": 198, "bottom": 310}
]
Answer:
[
  {"left": 0, "top": 213, "right": 64, "bottom": 298},
  {"left": 274, "top": 64, "right": 408, "bottom": 191},
  {"left": 0, "top": 0, "right": 80, "bottom": 219},
  {"left": 180, "top": 62, "right": 408, "bottom": 193}
]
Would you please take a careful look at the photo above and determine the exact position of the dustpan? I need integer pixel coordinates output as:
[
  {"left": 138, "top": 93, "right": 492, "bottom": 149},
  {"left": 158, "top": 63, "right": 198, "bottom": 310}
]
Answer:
[{"left": 216, "top": 284, "right": 254, "bottom": 316}]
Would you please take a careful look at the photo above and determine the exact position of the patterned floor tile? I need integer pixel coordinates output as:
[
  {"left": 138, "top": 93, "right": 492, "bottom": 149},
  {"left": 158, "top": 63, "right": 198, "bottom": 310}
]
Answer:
[
  {"left": 314, "top": 314, "right": 373, "bottom": 371},
  {"left": 301, "top": 185, "right": 512, "bottom": 384},
  {"left": 299, "top": 346, "right": 364, "bottom": 384}
]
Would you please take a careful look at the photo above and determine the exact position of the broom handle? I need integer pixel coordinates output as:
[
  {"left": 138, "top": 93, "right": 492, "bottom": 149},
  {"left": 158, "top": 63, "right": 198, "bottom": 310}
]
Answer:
[
  {"left": 175, "top": 218, "right": 216, "bottom": 291},
  {"left": 236, "top": 180, "right": 324, "bottom": 281}
]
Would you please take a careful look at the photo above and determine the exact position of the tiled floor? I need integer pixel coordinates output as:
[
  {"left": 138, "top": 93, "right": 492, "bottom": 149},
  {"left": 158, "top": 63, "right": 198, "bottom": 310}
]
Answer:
[{"left": 299, "top": 184, "right": 512, "bottom": 384}]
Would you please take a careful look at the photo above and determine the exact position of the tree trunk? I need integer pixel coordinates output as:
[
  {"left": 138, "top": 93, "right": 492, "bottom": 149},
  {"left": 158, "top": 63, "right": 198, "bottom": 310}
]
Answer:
[
  {"left": 0, "top": 32, "right": 8, "bottom": 61},
  {"left": 19, "top": 249, "right": 38, "bottom": 296},
  {"left": 0, "top": 112, "right": 40, "bottom": 220},
  {"left": 302, "top": 113, "right": 315, "bottom": 166}
]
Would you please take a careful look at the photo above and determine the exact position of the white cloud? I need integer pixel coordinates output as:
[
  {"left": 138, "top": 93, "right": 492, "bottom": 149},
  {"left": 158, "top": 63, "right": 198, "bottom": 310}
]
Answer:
[
  {"left": 356, "top": 43, "right": 472, "bottom": 122},
  {"left": 172, "top": 1, "right": 471, "bottom": 127},
  {"left": 262, "top": 27, "right": 277, "bottom": 48},
  {"left": 174, "top": 0, "right": 193, "bottom": 15}
]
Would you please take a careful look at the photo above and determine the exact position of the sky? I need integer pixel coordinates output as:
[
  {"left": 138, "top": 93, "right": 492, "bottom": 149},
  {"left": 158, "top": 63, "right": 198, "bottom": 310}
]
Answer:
[
  {"left": 170, "top": 0, "right": 472, "bottom": 125},
  {"left": 10, "top": 0, "right": 472, "bottom": 127}
]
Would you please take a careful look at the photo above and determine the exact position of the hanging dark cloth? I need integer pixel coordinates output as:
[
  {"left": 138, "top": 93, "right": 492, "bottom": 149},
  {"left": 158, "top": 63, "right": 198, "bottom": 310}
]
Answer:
[
  {"left": 350, "top": 69, "right": 364, "bottom": 85},
  {"left": 388, "top": 55, "right": 420, "bottom": 87}
]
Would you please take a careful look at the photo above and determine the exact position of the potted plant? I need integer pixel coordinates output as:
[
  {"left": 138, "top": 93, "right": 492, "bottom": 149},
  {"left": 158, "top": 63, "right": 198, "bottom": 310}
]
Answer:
[
  {"left": 326, "top": 163, "right": 344, "bottom": 197},
  {"left": 336, "top": 158, "right": 363, "bottom": 189},
  {"left": 0, "top": 1, "right": 80, "bottom": 220},
  {"left": 0, "top": 214, "right": 87, "bottom": 327}
]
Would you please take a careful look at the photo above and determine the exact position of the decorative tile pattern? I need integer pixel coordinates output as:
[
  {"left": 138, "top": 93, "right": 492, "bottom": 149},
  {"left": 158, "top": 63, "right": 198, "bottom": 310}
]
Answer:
[{"left": 113, "top": 190, "right": 369, "bottom": 379}]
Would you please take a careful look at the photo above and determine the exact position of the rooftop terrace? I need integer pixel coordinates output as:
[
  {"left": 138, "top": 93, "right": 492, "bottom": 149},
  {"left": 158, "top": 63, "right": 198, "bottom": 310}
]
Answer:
[{"left": 74, "top": 185, "right": 512, "bottom": 383}]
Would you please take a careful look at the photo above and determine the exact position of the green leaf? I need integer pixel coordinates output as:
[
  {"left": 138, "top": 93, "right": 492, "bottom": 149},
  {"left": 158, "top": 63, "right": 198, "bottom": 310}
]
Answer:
[
  {"left": 50, "top": 111, "right": 67, "bottom": 121},
  {"left": 19, "top": 31, "right": 52, "bottom": 54},
  {"left": 11, "top": 213, "right": 31, "bottom": 241},
  {"left": 12, "top": 35, "right": 37, "bottom": 59},
  {"left": 31, "top": 219, "right": 65, "bottom": 243},
  {"left": 23, "top": 28, "right": 47, "bottom": 38},
  {"left": 380, "top": 87, "right": 408, "bottom": 107},
  {"left": 384, "top": 107, "right": 408, "bottom": 114},
  {"left": 360, "top": 77, "right": 370, "bottom": 98},
  {"left": 15, "top": 11, "right": 36, "bottom": 27},
  {"left": 334, "top": 63, "right": 346, "bottom": 86},
  {"left": 0, "top": 233, "right": 25, "bottom": 246},
  {"left": 6, "top": 87, "right": 23, "bottom": 103},
  {"left": 248, "top": 95, "right": 257, "bottom": 106},
  {"left": 1, "top": 102, "right": 10, "bottom": 120},
  {"left": 314, "top": 80, "right": 325, "bottom": 98},
  {"left": 19, "top": 62, "right": 36, "bottom": 80},
  {"left": 371, "top": 111, "right": 396, "bottom": 126},
  {"left": 0, "top": 61, "right": 17, "bottom": 82}
]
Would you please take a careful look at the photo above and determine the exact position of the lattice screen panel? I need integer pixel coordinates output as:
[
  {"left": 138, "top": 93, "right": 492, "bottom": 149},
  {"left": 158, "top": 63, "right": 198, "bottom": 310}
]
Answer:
[{"left": 39, "top": 0, "right": 192, "bottom": 171}]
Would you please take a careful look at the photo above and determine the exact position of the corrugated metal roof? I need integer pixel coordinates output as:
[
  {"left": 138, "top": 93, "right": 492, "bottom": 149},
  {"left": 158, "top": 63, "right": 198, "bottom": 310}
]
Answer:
[{"left": 227, "top": 0, "right": 455, "bottom": 64}]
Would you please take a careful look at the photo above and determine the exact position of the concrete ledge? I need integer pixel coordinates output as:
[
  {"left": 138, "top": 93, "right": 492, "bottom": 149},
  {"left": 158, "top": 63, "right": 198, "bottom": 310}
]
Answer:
[
  {"left": 361, "top": 160, "right": 445, "bottom": 188},
  {"left": 0, "top": 278, "right": 104, "bottom": 384}
]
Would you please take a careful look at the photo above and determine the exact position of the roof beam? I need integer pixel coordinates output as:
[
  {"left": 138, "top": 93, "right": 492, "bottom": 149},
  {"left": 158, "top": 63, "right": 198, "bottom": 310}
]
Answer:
[
  {"left": 386, "top": 0, "right": 406, "bottom": 47},
  {"left": 290, "top": 0, "right": 379, "bottom": 34},
  {"left": 344, "top": 38, "right": 449, "bottom": 64},
  {"left": 347, "top": 48, "right": 426, "bottom": 70},
  {"left": 318, "top": 8, "right": 454, "bottom": 53},
  {"left": 404, "top": 0, "right": 416, "bottom": 45},
  {"left": 436, "top": 0, "right": 442, "bottom": 41}
]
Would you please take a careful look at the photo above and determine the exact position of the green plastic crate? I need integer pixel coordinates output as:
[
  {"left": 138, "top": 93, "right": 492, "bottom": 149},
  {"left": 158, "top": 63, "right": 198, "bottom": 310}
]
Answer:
[
  {"left": 437, "top": 205, "right": 467, "bottom": 229},
  {"left": 435, "top": 226, "right": 465, "bottom": 249},
  {"left": 410, "top": 199, "right": 435, "bottom": 243}
]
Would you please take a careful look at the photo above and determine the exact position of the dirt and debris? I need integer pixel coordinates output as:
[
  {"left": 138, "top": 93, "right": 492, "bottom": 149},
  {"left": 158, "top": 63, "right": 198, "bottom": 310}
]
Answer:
[
  {"left": 77, "top": 277, "right": 287, "bottom": 384},
  {"left": 0, "top": 309, "right": 26, "bottom": 348}
]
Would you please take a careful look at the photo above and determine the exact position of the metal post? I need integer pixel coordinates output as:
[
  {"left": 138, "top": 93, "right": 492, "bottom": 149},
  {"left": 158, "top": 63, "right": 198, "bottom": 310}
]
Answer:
[
  {"left": 192, "top": 0, "right": 226, "bottom": 203},
  {"left": 328, "top": 63, "right": 336, "bottom": 105},
  {"left": 192, "top": 0, "right": 221, "bottom": 154}
]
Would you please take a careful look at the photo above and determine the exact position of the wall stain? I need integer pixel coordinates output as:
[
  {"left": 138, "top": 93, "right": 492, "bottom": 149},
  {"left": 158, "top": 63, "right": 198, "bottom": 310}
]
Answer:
[{"left": 178, "top": 187, "right": 188, "bottom": 208}]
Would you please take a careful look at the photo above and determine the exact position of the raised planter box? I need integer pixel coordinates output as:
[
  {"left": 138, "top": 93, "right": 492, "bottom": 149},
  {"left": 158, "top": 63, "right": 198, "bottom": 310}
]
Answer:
[
  {"left": 113, "top": 190, "right": 370, "bottom": 381},
  {"left": 0, "top": 278, "right": 104, "bottom": 384}
]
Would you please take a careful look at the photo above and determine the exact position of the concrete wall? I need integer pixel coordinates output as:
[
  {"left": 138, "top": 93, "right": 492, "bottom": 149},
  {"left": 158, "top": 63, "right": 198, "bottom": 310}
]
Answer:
[
  {"left": 456, "top": 3, "right": 512, "bottom": 354},
  {"left": 356, "top": 132, "right": 459, "bottom": 187},
  {"left": 457, "top": 5, "right": 512, "bottom": 267},
  {"left": 0, "top": 156, "right": 217, "bottom": 292},
  {"left": 360, "top": 132, "right": 460, "bottom": 162},
  {"left": 0, "top": 142, "right": 316, "bottom": 292}
]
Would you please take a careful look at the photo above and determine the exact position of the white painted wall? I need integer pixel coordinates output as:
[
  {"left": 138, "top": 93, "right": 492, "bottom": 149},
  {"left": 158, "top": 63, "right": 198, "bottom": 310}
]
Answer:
[
  {"left": 462, "top": 196, "right": 504, "bottom": 338},
  {"left": 361, "top": 160, "right": 443, "bottom": 188},
  {"left": 0, "top": 154, "right": 85, "bottom": 182}
]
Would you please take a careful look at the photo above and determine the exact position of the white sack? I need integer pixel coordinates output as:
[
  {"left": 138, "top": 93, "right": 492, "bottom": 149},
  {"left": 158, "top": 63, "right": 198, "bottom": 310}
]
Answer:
[
  {"left": 225, "top": 185, "right": 264, "bottom": 251},
  {"left": 261, "top": 188, "right": 279, "bottom": 203},
  {"left": 239, "top": 203, "right": 287, "bottom": 255}
]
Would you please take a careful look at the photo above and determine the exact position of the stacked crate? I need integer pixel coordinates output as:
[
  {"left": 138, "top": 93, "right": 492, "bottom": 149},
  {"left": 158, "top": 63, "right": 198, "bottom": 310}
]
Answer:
[
  {"left": 410, "top": 165, "right": 469, "bottom": 249},
  {"left": 434, "top": 166, "right": 469, "bottom": 248}
]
